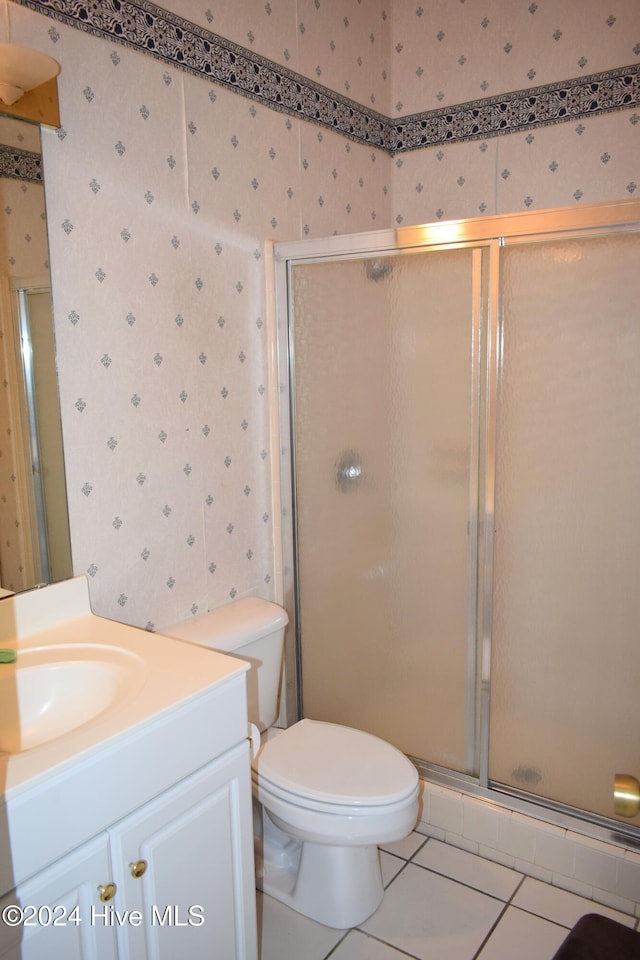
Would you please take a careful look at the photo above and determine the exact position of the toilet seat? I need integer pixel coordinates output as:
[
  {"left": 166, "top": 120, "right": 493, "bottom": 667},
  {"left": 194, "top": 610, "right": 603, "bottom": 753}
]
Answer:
[
  {"left": 253, "top": 719, "right": 419, "bottom": 844},
  {"left": 254, "top": 719, "right": 418, "bottom": 807},
  {"left": 253, "top": 719, "right": 419, "bottom": 845}
]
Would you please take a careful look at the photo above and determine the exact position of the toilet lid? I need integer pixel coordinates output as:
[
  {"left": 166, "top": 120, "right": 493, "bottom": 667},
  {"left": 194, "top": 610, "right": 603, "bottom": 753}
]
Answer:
[{"left": 254, "top": 719, "right": 418, "bottom": 807}]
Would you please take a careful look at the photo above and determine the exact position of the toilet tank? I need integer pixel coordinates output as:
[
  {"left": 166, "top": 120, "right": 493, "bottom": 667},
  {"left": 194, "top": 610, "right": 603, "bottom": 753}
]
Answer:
[{"left": 163, "top": 597, "right": 289, "bottom": 731}]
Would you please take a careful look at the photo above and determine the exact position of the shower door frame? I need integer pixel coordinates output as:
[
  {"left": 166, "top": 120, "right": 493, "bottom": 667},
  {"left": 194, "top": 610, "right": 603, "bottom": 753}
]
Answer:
[{"left": 272, "top": 198, "right": 640, "bottom": 846}]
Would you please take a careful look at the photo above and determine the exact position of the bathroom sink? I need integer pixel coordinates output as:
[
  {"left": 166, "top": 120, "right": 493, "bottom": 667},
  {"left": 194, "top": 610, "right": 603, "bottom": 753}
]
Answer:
[
  {"left": 0, "top": 643, "right": 147, "bottom": 754},
  {"left": 0, "top": 576, "right": 252, "bottom": 900},
  {"left": 0, "top": 575, "right": 250, "bottom": 805}
]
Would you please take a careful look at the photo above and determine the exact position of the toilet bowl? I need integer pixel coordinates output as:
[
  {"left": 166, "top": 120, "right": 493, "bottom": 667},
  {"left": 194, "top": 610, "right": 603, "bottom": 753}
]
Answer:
[
  {"left": 253, "top": 718, "right": 419, "bottom": 927},
  {"left": 164, "top": 598, "right": 420, "bottom": 929}
]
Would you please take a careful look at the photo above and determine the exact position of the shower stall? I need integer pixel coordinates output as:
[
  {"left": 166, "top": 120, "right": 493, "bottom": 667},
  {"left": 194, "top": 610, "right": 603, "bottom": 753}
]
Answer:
[{"left": 272, "top": 200, "right": 640, "bottom": 841}]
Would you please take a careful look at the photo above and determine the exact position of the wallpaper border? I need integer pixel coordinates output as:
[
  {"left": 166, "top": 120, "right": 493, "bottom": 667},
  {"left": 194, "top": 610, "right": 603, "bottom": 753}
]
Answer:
[
  {"left": 393, "top": 66, "right": 640, "bottom": 152},
  {"left": 0, "top": 144, "right": 43, "bottom": 183},
  {"left": 17, "top": 0, "right": 640, "bottom": 153}
]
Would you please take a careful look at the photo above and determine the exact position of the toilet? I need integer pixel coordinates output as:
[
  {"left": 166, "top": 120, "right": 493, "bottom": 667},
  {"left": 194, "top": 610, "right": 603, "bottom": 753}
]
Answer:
[{"left": 165, "top": 597, "right": 419, "bottom": 929}]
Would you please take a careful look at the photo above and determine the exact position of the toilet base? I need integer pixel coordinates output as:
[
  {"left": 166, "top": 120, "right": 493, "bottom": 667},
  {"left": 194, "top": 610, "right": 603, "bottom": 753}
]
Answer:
[{"left": 255, "top": 808, "right": 384, "bottom": 929}]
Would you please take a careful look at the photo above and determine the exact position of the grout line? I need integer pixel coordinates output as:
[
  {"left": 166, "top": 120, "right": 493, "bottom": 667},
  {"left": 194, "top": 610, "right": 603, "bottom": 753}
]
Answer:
[
  {"left": 347, "top": 929, "right": 424, "bottom": 960},
  {"left": 469, "top": 872, "right": 528, "bottom": 960},
  {"left": 383, "top": 835, "right": 432, "bottom": 884},
  {"left": 383, "top": 857, "right": 411, "bottom": 889},
  {"left": 506, "top": 901, "right": 593, "bottom": 932},
  {"left": 409, "top": 837, "right": 430, "bottom": 859},
  {"left": 406, "top": 857, "right": 522, "bottom": 906},
  {"left": 507, "top": 904, "right": 574, "bottom": 931},
  {"left": 321, "top": 929, "right": 351, "bottom": 959},
  {"left": 468, "top": 904, "right": 577, "bottom": 960},
  {"left": 470, "top": 900, "right": 511, "bottom": 960},
  {"left": 511, "top": 873, "right": 527, "bottom": 900}
]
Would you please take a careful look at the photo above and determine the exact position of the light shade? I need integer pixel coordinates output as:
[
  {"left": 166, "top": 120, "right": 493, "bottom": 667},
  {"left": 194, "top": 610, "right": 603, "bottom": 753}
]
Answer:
[{"left": 0, "top": 42, "right": 60, "bottom": 105}]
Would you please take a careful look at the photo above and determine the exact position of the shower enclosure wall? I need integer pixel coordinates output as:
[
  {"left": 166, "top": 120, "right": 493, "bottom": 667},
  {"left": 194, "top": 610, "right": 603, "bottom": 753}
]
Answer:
[{"left": 272, "top": 200, "right": 640, "bottom": 849}]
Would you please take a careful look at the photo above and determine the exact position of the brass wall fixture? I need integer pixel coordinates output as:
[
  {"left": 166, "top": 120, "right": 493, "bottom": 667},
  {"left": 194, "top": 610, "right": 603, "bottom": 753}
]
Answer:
[{"left": 613, "top": 773, "right": 640, "bottom": 818}]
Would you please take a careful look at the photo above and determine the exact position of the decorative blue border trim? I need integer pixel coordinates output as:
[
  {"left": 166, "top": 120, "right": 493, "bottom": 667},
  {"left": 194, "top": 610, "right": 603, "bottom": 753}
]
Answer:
[
  {"left": 19, "top": 0, "right": 389, "bottom": 149},
  {"left": 0, "top": 144, "right": 43, "bottom": 183},
  {"left": 392, "top": 66, "right": 640, "bottom": 151},
  {"left": 17, "top": 0, "right": 640, "bottom": 153}
]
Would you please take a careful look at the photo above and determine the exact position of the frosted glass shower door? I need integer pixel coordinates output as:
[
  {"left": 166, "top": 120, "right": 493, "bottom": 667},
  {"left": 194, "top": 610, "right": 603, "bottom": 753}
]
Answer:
[
  {"left": 290, "top": 247, "right": 483, "bottom": 772},
  {"left": 490, "top": 233, "right": 640, "bottom": 822}
]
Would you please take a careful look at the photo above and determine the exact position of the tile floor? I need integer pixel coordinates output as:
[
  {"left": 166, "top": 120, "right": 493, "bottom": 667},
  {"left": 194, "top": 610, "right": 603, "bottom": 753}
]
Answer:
[{"left": 257, "top": 830, "right": 639, "bottom": 960}]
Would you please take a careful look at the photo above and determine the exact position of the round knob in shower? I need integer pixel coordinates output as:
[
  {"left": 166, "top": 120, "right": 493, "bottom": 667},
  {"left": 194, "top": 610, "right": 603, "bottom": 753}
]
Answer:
[{"left": 334, "top": 449, "right": 364, "bottom": 492}]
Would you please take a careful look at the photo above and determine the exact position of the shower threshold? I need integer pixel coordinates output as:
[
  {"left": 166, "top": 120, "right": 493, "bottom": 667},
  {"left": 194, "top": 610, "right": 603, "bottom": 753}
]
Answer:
[{"left": 413, "top": 758, "right": 640, "bottom": 853}]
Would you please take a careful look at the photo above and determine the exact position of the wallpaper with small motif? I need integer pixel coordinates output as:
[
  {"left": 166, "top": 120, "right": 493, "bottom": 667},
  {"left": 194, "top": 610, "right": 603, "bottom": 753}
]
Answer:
[
  {"left": 4, "top": 0, "right": 638, "bottom": 629},
  {"left": 0, "top": 118, "right": 47, "bottom": 278}
]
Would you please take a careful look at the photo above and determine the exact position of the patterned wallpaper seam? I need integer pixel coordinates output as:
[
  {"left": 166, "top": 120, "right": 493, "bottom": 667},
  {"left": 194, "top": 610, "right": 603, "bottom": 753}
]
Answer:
[{"left": 16, "top": 0, "right": 640, "bottom": 153}]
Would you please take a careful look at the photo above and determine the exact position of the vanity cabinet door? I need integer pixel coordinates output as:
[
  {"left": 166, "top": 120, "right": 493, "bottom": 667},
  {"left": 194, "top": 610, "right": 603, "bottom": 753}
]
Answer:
[
  {"left": 0, "top": 834, "right": 117, "bottom": 960},
  {"left": 109, "top": 741, "right": 257, "bottom": 960}
]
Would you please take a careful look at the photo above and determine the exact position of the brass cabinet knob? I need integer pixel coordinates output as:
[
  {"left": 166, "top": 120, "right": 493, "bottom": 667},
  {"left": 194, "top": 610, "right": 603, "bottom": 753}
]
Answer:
[
  {"left": 614, "top": 774, "right": 640, "bottom": 818},
  {"left": 98, "top": 883, "right": 117, "bottom": 903},
  {"left": 129, "top": 859, "right": 148, "bottom": 879}
]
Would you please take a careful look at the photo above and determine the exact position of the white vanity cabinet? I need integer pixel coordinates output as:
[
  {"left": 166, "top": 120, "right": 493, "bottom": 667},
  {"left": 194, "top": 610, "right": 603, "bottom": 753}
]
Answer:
[
  {"left": 1, "top": 742, "right": 257, "bottom": 960},
  {"left": 0, "top": 835, "right": 117, "bottom": 960},
  {"left": 109, "top": 741, "right": 256, "bottom": 960},
  {"left": 0, "top": 579, "right": 260, "bottom": 960}
]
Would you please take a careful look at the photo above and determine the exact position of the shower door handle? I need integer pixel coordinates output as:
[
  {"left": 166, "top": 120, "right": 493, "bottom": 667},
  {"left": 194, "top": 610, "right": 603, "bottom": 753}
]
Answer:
[{"left": 613, "top": 774, "right": 640, "bottom": 817}]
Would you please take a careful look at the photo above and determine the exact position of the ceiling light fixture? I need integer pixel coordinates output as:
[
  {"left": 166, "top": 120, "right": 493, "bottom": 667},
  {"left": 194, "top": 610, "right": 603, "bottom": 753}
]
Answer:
[{"left": 0, "top": 1, "right": 60, "bottom": 106}]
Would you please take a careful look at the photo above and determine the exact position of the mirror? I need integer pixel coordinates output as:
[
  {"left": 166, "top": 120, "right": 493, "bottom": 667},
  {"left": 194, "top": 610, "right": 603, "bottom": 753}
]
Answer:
[{"left": 0, "top": 113, "right": 72, "bottom": 593}]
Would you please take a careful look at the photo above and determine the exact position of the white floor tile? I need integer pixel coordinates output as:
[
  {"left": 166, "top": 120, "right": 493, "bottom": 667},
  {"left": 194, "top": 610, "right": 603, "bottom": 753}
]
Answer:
[
  {"left": 258, "top": 845, "right": 639, "bottom": 960},
  {"left": 380, "top": 830, "right": 428, "bottom": 861},
  {"left": 413, "top": 840, "right": 523, "bottom": 901},
  {"left": 476, "top": 906, "right": 568, "bottom": 960},
  {"left": 360, "top": 863, "right": 504, "bottom": 960},
  {"left": 512, "top": 877, "right": 637, "bottom": 929},
  {"left": 330, "top": 929, "right": 418, "bottom": 959},
  {"left": 257, "top": 891, "right": 345, "bottom": 960}
]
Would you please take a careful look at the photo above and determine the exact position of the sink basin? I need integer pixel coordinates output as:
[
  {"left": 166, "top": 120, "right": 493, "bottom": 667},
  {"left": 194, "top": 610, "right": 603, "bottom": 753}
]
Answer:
[{"left": 0, "top": 644, "right": 147, "bottom": 754}]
